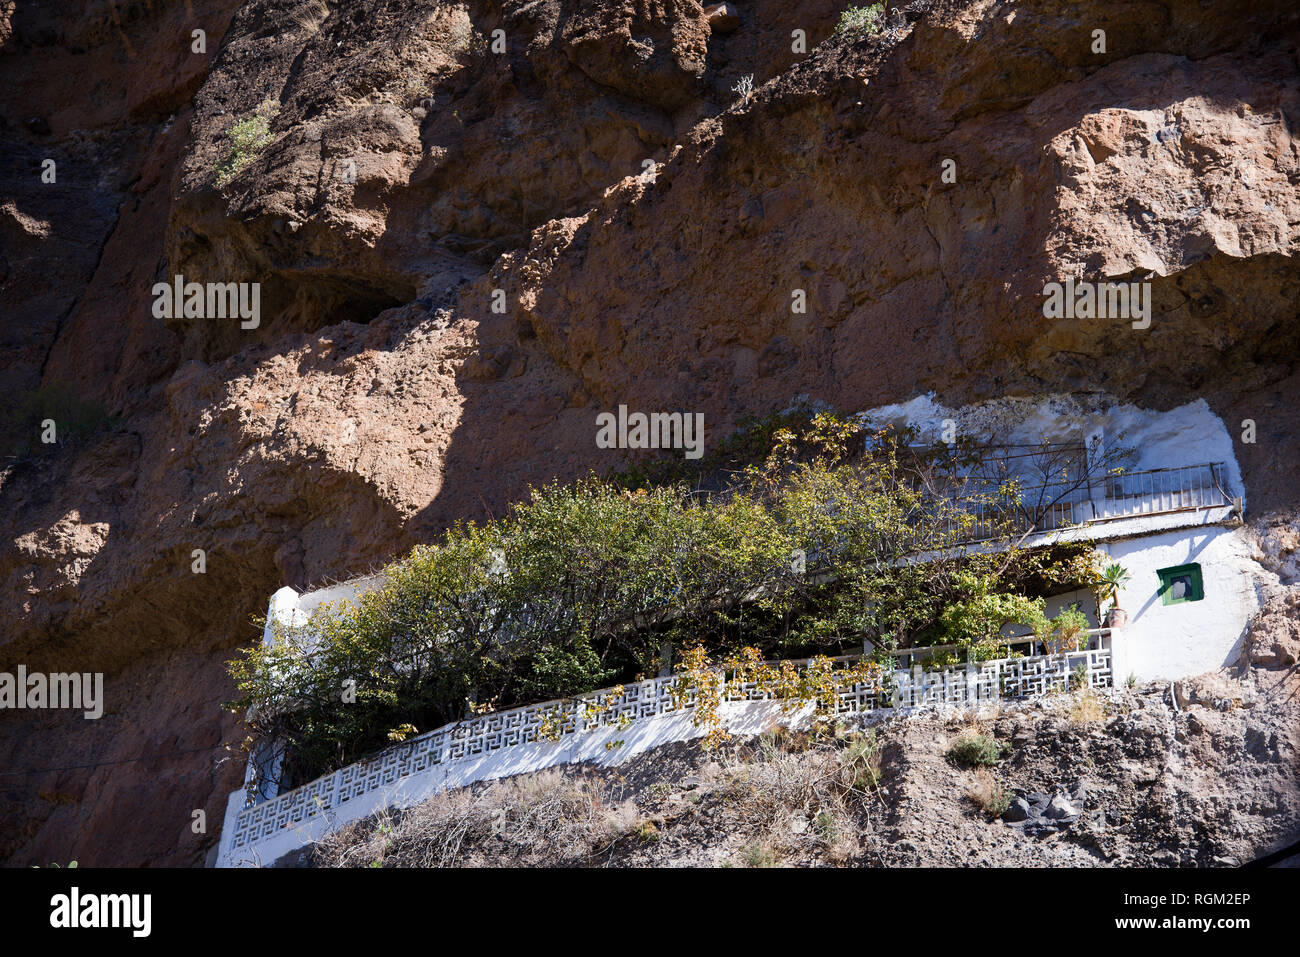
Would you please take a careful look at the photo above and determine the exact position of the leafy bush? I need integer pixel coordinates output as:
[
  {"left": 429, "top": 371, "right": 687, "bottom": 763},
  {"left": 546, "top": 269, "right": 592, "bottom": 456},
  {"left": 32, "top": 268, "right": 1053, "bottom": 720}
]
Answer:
[
  {"left": 1030, "top": 604, "right": 1091, "bottom": 656},
  {"left": 938, "top": 584, "right": 1043, "bottom": 657},
  {"left": 230, "top": 410, "right": 1100, "bottom": 783},
  {"left": 836, "top": 3, "right": 885, "bottom": 35},
  {"left": 216, "top": 99, "right": 280, "bottom": 187},
  {"left": 946, "top": 732, "right": 1004, "bottom": 767}
]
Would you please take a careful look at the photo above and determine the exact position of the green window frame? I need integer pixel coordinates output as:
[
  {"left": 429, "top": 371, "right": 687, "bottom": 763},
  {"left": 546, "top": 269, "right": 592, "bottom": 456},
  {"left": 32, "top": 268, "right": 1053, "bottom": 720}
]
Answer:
[{"left": 1157, "top": 563, "right": 1203, "bottom": 605}]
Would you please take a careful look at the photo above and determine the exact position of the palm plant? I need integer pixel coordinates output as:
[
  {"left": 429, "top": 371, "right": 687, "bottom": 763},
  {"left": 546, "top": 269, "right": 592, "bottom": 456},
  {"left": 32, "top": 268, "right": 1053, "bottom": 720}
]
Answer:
[
  {"left": 1097, "top": 562, "right": 1132, "bottom": 628},
  {"left": 1098, "top": 562, "right": 1131, "bottom": 607}
]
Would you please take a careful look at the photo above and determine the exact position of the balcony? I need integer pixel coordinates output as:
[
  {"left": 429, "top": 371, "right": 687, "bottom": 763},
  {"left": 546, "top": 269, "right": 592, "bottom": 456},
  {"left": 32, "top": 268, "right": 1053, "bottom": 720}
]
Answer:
[{"left": 941, "top": 462, "right": 1233, "bottom": 546}]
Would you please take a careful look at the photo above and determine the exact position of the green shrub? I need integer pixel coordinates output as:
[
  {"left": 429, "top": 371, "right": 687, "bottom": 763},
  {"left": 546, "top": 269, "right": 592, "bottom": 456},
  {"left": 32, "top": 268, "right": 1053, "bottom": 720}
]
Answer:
[
  {"left": 836, "top": 3, "right": 885, "bottom": 35},
  {"left": 739, "top": 841, "right": 780, "bottom": 868},
  {"left": 216, "top": 99, "right": 280, "bottom": 187},
  {"left": 1027, "top": 603, "right": 1092, "bottom": 657},
  {"left": 937, "top": 584, "right": 1043, "bottom": 657},
  {"left": 946, "top": 732, "right": 1005, "bottom": 767}
]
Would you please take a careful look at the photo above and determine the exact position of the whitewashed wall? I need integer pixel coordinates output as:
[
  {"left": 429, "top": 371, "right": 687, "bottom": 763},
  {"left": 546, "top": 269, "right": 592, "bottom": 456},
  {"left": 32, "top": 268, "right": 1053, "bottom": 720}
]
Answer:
[
  {"left": 857, "top": 393, "right": 1244, "bottom": 507},
  {"left": 262, "top": 574, "right": 386, "bottom": 650},
  {"left": 1102, "top": 526, "right": 1263, "bottom": 682},
  {"left": 218, "top": 698, "right": 813, "bottom": 868},
  {"left": 857, "top": 392, "right": 1262, "bottom": 681}
]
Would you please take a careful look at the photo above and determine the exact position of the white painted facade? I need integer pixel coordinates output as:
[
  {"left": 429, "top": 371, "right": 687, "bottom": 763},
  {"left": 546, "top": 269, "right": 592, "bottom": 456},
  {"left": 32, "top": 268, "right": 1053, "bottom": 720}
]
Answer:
[
  {"left": 858, "top": 392, "right": 1261, "bottom": 685},
  {"left": 1102, "top": 525, "right": 1263, "bottom": 682},
  {"left": 857, "top": 393, "right": 1245, "bottom": 500},
  {"left": 262, "top": 574, "right": 386, "bottom": 650}
]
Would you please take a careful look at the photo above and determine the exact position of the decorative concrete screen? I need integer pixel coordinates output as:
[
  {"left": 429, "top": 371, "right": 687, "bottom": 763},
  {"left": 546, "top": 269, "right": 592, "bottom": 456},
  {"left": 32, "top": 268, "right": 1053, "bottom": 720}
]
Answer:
[{"left": 217, "top": 646, "right": 1111, "bottom": 867}]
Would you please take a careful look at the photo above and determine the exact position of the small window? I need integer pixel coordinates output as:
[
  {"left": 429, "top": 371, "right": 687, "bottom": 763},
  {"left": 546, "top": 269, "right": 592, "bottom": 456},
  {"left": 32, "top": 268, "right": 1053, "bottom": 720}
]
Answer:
[{"left": 1157, "top": 563, "right": 1203, "bottom": 605}]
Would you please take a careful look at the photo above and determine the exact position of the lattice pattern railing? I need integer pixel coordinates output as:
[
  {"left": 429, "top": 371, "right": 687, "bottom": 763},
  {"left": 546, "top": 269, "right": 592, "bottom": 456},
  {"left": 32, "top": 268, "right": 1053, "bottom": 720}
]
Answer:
[{"left": 225, "top": 647, "right": 1111, "bottom": 856}]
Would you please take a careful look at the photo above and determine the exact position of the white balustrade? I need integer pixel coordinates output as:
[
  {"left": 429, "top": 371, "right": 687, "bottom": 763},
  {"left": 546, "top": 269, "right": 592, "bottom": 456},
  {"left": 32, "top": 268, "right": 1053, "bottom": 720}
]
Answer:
[{"left": 218, "top": 645, "right": 1112, "bottom": 865}]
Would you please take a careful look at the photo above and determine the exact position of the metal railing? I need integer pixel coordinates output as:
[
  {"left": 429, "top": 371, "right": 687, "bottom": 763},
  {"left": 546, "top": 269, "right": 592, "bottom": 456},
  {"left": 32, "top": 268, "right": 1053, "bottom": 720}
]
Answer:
[
  {"left": 938, "top": 463, "right": 1230, "bottom": 545},
  {"left": 880, "top": 628, "right": 1111, "bottom": 668},
  {"left": 1093, "top": 462, "right": 1229, "bottom": 520}
]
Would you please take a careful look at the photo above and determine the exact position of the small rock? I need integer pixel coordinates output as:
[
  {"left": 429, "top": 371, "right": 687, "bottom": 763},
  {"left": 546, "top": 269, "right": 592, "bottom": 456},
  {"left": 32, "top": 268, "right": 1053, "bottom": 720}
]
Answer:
[
  {"left": 1003, "top": 797, "right": 1031, "bottom": 822},
  {"left": 739, "top": 197, "right": 764, "bottom": 224},
  {"left": 703, "top": 3, "right": 741, "bottom": 33},
  {"left": 24, "top": 116, "right": 51, "bottom": 136},
  {"left": 1026, "top": 792, "right": 1051, "bottom": 811},
  {"left": 1044, "top": 794, "right": 1080, "bottom": 821}
]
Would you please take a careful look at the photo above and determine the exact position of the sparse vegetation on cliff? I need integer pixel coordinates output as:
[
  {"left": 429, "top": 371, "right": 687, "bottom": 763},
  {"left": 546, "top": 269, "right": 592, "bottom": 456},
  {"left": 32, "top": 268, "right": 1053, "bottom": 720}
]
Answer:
[
  {"left": 946, "top": 731, "right": 1005, "bottom": 767},
  {"left": 215, "top": 99, "right": 280, "bottom": 187},
  {"left": 836, "top": 3, "right": 886, "bottom": 35}
]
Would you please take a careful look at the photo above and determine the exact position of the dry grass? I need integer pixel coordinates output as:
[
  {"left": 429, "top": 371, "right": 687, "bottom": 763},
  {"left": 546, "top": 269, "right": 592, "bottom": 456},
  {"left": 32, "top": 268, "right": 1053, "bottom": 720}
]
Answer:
[
  {"left": 713, "top": 728, "right": 875, "bottom": 865},
  {"left": 313, "top": 769, "right": 638, "bottom": 867},
  {"left": 1069, "top": 687, "right": 1106, "bottom": 724},
  {"left": 314, "top": 725, "right": 890, "bottom": 868},
  {"left": 288, "top": 0, "right": 332, "bottom": 32},
  {"left": 966, "top": 767, "right": 1011, "bottom": 819}
]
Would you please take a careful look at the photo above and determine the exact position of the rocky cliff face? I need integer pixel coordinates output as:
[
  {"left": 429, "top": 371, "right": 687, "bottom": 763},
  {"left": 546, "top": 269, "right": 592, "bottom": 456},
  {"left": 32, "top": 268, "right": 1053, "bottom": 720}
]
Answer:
[{"left": 1, "top": 0, "right": 1297, "bottom": 866}]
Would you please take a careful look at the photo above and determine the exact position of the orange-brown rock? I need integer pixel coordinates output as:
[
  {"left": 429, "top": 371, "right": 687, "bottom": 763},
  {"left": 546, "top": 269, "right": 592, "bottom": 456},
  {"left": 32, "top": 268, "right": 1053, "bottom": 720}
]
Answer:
[{"left": 1, "top": 0, "right": 1299, "bottom": 866}]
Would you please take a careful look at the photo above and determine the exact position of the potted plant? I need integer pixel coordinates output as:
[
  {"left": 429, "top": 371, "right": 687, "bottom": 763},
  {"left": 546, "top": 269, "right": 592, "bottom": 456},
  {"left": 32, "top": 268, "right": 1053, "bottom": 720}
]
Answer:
[
  {"left": 1046, "top": 606, "right": 1089, "bottom": 657},
  {"left": 1098, "top": 562, "right": 1131, "bottom": 628}
]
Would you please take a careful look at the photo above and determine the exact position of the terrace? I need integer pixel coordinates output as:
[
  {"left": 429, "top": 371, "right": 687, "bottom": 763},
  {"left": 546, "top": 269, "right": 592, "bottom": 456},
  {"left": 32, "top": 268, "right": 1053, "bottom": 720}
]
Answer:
[{"left": 217, "top": 633, "right": 1114, "bottom": 867}]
